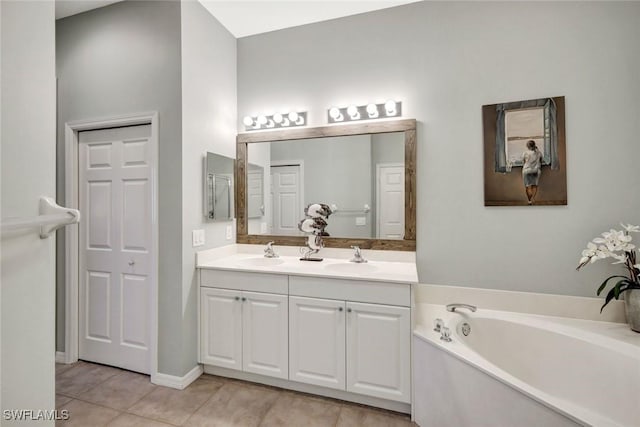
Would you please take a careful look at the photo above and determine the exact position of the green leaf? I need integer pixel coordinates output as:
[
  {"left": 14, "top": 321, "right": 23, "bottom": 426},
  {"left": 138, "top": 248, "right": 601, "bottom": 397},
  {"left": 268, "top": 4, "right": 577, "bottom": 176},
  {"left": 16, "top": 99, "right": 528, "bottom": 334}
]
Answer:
[
  {"left": 597, "top": 275, "right": 628, "bottom": 295},
  {"left": 601, "top": 288, "right": 618, "bottom": 312}
]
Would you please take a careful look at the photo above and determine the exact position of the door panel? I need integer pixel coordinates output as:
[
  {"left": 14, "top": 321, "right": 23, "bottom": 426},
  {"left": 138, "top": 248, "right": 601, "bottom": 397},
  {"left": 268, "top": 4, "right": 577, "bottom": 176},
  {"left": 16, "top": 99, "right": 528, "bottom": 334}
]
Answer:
[
  {"left": 346, "top": 302, "right": 410, "bottom": 403},
  {"left": 377, "top": 164, "right": 405, "bottom": 239},
  {"left": 242, "top": 291, "right": 288, "bottom": 379},
  {"left": 289, "top": 296, "right": 345, "bottom": 390},
  {"left": 200, "top": 287, "right": 243, "bottom": 369},
  {"left": 86, "top": 271, "right": 111, "bottom": 341},
  {"left": 79, "top": 124, "right": 153, "bottom": 374},
  {"left": 121, "top": 274, "right": 149, "bottom": 348},
  {"left": 271, "top": 165, "right": 301, "bottom": 236},
  {"left": 87, "top": 181, "right": 112, "bottom": 249}
]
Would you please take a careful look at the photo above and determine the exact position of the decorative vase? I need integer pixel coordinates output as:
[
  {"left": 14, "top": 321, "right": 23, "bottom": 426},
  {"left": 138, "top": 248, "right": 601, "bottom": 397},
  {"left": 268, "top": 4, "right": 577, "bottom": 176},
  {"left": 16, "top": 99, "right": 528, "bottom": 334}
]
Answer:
[{"left": 624, "top": 288, "right": 640, "bottom": 333}]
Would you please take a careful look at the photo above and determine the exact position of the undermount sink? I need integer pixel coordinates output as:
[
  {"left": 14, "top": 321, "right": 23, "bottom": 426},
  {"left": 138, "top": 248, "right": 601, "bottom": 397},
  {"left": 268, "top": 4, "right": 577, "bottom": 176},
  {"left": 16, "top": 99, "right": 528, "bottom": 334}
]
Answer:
[
  {"left": 324, "top": 262, "right": 378, "bottom": 274},
  {"left": 236, "top": 257, "right": 285, "bottom": 267}
]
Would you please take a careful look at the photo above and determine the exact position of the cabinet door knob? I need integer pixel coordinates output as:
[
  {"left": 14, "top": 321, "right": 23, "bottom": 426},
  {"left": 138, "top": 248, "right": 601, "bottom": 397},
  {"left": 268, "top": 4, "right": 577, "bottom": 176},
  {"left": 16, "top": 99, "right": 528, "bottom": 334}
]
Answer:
[
  {"left": 347, "top": 308, "right": 352, "bottom": 313},
  {"left": 242, "top": 297, "right": 247, "bottom": 302},
  {"left": 338, "top": 307, "right": 343, "bottom": 312},
  {"left": 235, "top": 296, "right": 240, "bottom": 301}
]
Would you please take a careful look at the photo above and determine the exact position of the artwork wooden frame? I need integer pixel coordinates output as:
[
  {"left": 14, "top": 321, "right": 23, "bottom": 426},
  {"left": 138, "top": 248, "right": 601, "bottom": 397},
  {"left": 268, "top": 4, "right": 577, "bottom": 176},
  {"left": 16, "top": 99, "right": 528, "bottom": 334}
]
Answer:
[
  {"left": 483, "top": 96, "right": 567, "bottom": 206},
  {"left": 235, "top": 119, "right": 417, "bottom": 251}
]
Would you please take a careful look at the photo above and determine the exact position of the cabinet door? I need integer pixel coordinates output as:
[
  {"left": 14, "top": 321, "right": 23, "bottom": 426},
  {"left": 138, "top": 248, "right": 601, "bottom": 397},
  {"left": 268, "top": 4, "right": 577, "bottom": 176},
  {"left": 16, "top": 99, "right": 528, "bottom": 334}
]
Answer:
[
  {"left": 200, "top": 288, "right": 242, "bottom": 370},
  {"left": 346, "top": 302, "right": 410, "bottom": 403},
  {"left": 289, "top": 296, "right": 345, "bottom": 390},
  {"left": 242, "top": 291, "right": 288, "bottom": 379}
]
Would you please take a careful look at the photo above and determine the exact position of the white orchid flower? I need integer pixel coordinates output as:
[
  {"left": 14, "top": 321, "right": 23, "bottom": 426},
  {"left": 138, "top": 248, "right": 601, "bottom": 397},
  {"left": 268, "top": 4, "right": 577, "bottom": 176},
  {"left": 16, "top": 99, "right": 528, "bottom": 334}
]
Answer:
[{"left": 621, "top": 223, "right": 640, "bottom": 233}]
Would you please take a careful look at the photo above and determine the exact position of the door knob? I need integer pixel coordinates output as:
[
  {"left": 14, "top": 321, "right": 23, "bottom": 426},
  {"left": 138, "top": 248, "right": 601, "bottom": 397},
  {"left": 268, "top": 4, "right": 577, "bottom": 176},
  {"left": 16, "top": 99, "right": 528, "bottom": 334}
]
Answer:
[{"left": 128, "top": 260, "right": 135, "bottom": 266}]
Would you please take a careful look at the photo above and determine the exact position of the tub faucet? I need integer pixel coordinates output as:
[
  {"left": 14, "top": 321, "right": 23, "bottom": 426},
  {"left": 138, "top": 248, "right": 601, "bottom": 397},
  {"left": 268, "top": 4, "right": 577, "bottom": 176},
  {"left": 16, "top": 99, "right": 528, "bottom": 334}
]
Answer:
[
  {"left": 264, "top": 241, "right": 279, "bottom": 258},
  {"left": 446, "top": 303, "right": 477, "bottom": 313},
  {"left": 349, "top": 246, "right": 367, "bottom": 263}
]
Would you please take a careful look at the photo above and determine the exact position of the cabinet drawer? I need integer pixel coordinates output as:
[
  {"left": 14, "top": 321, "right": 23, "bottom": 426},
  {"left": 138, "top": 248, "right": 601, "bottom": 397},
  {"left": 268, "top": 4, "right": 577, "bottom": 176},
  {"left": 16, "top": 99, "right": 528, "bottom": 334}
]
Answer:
[
  {"left": 200, "top": 269, "right": 288, "bottom": 294},
  {"left": 289, "top": 275, "right": 410, "bottom": 307}
]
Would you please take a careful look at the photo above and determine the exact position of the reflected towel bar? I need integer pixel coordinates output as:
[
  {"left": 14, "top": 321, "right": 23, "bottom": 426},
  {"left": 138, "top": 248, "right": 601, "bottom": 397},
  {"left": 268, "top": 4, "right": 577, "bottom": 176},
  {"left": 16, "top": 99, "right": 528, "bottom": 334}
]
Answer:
[{"left": 1, "top": 196, "right": 80, "bottom": 239}]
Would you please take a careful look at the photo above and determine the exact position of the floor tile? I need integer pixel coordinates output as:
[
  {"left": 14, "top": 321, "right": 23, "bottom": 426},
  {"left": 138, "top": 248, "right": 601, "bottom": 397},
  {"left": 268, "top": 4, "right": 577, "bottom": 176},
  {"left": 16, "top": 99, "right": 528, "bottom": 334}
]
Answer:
[
  {"left": 185, "top": 382, "right": 280, "bottom": 427},
  {"left": 106, "top": 413, "right": 175, "bottom": 427},
  {"left": 56, "top": 361, "right": 122, "bottom": 397},
  {"left": 80, "top": 370, "right": 156, "bottom": 411},
  {"left": 336, "top": 404, "right": 415, "bottom": 427},
  {"left": 128, "top": 376, "right": 225, "bottom": 426},
  {"left": 56, "top": 363, "right": 76, "bottom": 376},
  {"left": 259, "top": 392, "right": 341, "bottom": 427},
  {"left": 56, "top": 394, "right": 73, "bottom": 409},
  {"left": 56, "top": 399, "right": 120, "bottom": 427}
]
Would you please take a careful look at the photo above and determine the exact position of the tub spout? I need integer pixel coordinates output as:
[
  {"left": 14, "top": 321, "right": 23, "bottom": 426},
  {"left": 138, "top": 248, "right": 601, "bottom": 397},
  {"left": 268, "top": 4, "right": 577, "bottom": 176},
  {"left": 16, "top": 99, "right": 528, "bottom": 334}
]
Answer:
[{"left": 446, "top": 303, "right": 477, "bottom": 313}]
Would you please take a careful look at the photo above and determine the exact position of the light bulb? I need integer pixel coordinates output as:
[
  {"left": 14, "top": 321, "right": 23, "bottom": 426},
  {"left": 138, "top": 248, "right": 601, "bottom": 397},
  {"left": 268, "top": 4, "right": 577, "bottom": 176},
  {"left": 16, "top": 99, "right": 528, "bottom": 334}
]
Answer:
[
  {"left": 329, "top": 107, "right": 341, "bottom": 119},
  {"left": 288, "top": 111, "right": 299, "bottom": 122},
  {"left": 366, "top": 103, "right": 378, "bottom": 118},
  {"left": 384, "top": 100, "right": 397, "bottom": 116},
  {"left": 347, "top": 105, "right": 359, "bottom": 119},
  {"left": 243, "top": 116, "right": 254, "bottom": 127},
  {"left": 273, "top": 113, "right": 283, "bottom": 124},
  {"left": 296, "top": 115, "right": 305, "bottom": 125},
  {"left": 257, "top": 115, "right": 268, "bottom": 125}
]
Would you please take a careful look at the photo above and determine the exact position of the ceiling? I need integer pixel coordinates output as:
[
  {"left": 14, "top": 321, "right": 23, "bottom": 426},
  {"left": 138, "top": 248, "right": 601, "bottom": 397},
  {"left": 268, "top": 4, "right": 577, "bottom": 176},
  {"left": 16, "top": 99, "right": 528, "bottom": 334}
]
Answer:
[{"left": 55, "top": 0, "right": 422, "bottom": 37}]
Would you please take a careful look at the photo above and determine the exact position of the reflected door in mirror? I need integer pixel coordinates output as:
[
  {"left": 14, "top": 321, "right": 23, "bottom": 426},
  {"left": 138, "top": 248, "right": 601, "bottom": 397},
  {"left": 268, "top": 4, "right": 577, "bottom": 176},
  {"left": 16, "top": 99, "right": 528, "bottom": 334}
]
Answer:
[{"left": 271, "top": 164, "right": 302, "bottom": 236}]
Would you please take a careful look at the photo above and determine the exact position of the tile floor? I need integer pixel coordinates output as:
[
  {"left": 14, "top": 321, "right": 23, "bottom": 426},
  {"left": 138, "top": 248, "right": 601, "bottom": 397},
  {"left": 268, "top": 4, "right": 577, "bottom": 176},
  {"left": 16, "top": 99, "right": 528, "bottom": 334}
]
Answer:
[{"left": 56, "top": 361, "right": 416, "bottom": 426}]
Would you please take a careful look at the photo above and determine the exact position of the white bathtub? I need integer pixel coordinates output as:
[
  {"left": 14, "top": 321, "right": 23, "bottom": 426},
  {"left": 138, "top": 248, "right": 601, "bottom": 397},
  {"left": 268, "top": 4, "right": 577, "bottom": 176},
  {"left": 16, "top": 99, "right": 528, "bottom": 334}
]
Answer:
[{"left": 413, "top": 304, "right": 640, "bottom": 427}]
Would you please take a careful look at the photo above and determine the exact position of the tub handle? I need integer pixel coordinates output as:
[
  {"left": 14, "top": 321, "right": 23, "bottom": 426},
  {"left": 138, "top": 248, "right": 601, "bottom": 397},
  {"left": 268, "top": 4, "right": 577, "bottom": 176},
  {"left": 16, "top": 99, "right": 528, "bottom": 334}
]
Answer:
[
  {"left": 433, "top": 318, "right": 444, "bottom": 333},
  {"left": 446, "top": 303, "right": 477, "bottom": 313},
  {"left": 440, "top": 326, "right": 452, "bottom": 342}
]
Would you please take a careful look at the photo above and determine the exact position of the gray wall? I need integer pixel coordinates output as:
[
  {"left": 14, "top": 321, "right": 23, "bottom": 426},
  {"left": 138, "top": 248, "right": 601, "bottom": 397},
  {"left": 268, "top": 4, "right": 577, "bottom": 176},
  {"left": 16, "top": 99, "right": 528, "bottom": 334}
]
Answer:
[
  {"left": 2, "top": 0, "right": 57, "bottom": 419},
  {"left": 56, "top": 1, "right": 184, "bottom": 375},
  {"left": 180, "top": 0, "right": 237, "bottom": 376},
  {"left": 270, "top": 135, "right": 373, "bottom": 238},
  {"left": 238, "top": 1, "right": 640, "bottom": 297}
]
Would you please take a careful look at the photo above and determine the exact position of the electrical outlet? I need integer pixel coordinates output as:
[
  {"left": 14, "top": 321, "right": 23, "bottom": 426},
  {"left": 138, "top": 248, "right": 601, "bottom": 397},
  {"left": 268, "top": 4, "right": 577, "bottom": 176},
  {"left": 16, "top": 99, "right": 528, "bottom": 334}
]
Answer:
[
  {"left": 192, "top": 229, "right": 205, "bottom": 247},
  {"left": 226, "top": 225, "right": 233, "bottom": 240},
  {"left": 355, "top": 217, "right": 366, "bottom": 226}
]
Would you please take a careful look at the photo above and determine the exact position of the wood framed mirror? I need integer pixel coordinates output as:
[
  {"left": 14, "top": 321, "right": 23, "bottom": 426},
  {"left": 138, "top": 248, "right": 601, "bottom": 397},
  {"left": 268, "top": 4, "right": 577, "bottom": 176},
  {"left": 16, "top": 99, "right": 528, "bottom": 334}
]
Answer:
[{"left": 236, "top": 118, "right": 416, "bottom": 251}]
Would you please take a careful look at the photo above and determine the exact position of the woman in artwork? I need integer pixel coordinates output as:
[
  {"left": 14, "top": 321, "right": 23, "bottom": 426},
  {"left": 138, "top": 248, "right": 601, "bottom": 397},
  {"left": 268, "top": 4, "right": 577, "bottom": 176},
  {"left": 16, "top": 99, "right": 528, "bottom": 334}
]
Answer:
[{"left": 522, "top": 140, "right": 543, "bottom": 204}]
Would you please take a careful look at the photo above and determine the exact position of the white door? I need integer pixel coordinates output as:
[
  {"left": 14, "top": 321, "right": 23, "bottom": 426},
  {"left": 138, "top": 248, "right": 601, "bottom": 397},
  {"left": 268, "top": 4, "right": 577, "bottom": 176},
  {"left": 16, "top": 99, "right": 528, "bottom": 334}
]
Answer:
[
  {"left": 270, "top": 165, "right": 301, "bottom": 235},
  {"left": 247, "top": 169, "right": 264, "bottom": 219},
  {"left": 200, "top": 287, "right": 243, "bottom": 370},
  {"left": 377, "top": 164, "right": 405, "bottom": 239},
  {"left": 289, "top": 296, "right": 345, "bottom": 390},
  {"left": 78, "top": 124, "right": 154, "bottom": 374},
  {"left": 346, "top": 302, "right": 410, "bottom": 403},
  {"left": 242, "top": 291, "right": 288, "bottom": 379}
]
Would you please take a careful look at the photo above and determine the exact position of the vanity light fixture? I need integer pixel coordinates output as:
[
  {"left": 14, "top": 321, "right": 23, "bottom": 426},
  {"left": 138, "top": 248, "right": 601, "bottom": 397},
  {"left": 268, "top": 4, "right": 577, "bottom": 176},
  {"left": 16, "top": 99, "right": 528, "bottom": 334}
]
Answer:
[
  {"left": 242, "top": 111, "right": 307, "bottom": 131},
  {"left": 327, "top": 100, "right": 402, "bottom": 124}
]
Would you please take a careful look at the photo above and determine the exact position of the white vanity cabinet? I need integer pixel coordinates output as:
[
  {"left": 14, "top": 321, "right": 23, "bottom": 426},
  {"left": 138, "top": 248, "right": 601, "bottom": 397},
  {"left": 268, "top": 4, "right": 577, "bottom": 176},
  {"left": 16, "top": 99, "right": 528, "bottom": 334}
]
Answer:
[
  {"left": 289, "top": 296, "right": 346, "bottom": 390},
  {"left": 345, "top": 301, "right": 410, "bottom": 403},
  {"left": 200, "top": 270, "right": 289, "bottom": 380},
  {"left": 198, "top": 261, "right": 414, "bottom": 412},
  {"left": 288, "top": 275, "right": 411, "bottom": 404}
]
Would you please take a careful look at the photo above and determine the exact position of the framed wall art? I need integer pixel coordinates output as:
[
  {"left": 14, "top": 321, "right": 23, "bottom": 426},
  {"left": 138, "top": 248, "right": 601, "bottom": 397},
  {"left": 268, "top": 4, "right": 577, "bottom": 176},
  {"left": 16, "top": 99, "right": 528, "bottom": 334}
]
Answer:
[{"left": 483, "top": 96, "right": 566, "bottom": 206}]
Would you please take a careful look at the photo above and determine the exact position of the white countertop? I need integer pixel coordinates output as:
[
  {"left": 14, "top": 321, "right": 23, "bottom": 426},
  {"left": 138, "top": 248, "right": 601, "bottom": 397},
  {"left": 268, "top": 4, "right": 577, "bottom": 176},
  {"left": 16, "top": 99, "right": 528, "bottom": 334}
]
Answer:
[{"left": 196, "top": 244, "right": 418, "bottom": 284}]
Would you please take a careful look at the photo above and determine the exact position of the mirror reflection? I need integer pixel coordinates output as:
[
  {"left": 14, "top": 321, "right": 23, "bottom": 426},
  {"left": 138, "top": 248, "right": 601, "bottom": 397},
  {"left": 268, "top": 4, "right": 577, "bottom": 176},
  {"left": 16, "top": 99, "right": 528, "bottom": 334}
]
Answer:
[
  {"left": 204, "top": 152, "right": 234, "bottom": 221},
  {"left": 247, "top": 132, "right": 405, "bottom": 239}
]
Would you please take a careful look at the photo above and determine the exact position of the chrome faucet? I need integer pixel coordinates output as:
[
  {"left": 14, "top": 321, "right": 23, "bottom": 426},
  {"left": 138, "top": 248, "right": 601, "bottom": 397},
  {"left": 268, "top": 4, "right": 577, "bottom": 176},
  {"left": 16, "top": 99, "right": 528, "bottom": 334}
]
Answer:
[
  {"left": 446, "top": 303, "right": 477, "bottom": 313},
  {"left": 349, "top": 246, "right": 367, "bottom": 263},
  {"left": 264, "top": 241, "right": 279, "bottom": 258}
]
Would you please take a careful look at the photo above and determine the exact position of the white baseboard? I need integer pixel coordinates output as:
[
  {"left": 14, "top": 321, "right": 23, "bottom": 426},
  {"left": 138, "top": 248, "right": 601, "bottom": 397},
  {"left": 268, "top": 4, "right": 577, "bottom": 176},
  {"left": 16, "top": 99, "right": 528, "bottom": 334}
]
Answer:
[
  {"left": 55, "top": 351, "right": 67, "bottom": 364},
  {"left": 152, "top": 364, "right": 203, "bottom": 390}
]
